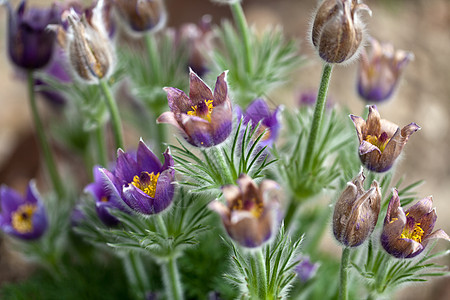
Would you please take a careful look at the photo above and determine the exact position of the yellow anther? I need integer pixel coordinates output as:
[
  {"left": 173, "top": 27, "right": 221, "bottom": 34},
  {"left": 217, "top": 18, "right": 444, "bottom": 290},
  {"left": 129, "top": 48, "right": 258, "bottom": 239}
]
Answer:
[
  {"left": 187, "top": 100, "right": 215, "bottom": 122},
  {"left": 132, "top": 172, "right": 160, "bottom": 198},
  {"left": 365, "top": 134, "right": 390, "bottom": 152},
  {"left": 400, "top": 222, "right": 425, "bottom": 243},
  {"left": 11, "top": 204, "right": 37, "bottom": 234}
]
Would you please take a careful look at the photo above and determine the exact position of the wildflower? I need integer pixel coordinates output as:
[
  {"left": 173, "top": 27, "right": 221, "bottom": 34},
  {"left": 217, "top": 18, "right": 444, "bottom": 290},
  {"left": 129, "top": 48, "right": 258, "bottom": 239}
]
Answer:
[
  {"left": 0, "top": 182, "right": 47, "bottom": 240},
  {"left": 237, "top": 98, "right": 281, "bottom": 148},
  {"left": 157, "top": 70, "right": 233, "bottom": 148},
  {"left": 381, "top": 189, "right": 450, "bottom": 258},
  {"left": 358, "top": 38, "right": 414, "bottom": 103},
  {"left": 60, "top": 0, "right": 115, "bottom": 83},
  {"left": 113, "top": 0, "right": 166, "bottom": 34},
  {"left": 311, "top": 0, "right": 371, "bottom": 64},
  {"left": 350, "top": 105, "right": 420, "bottom": 172},
  {"left": 295, "top": 255, "right": 320, "bottom": 283},
  {"left": 101, "top": 140, "right": 175, "bottom": 215},
  {"left": 3, "top": 0, "right": 60, "bottom": 70},
  {"left": 333, "top": 169, "right": 381, "bottom": 247},
  {"left": 298, "top": 90, "right": 334, "bottom": 109},
  {"left": 209, "top": 174, "right": 280, "bottom": 248},
  {"left": 85, "top": 166, "right": 127, "bottom": 226}
]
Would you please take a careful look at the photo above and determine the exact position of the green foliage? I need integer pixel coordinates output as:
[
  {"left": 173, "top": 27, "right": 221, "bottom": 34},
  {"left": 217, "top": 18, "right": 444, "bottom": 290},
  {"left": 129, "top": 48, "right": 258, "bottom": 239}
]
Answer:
[
  {"left": 224, "top": 224, "right": 303, "bottom": 299},
  {"left": 211, "top": 21, "right": 302, "bottom": 106},
  {"left": 172, "top": 120, "right": 277, "bottom": 192}
]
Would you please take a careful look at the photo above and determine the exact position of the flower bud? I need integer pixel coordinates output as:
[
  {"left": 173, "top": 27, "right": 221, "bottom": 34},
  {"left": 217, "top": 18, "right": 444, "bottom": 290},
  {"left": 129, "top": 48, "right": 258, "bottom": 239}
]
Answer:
[
  {"left": 311, "top": 0, "right": 371, "bottom": 64},
  {"left": 114, "top": 0, "right": 167, "bottom": 34},
  {"left": 333, "top": 169, "right": 381, "bottom": 247}
]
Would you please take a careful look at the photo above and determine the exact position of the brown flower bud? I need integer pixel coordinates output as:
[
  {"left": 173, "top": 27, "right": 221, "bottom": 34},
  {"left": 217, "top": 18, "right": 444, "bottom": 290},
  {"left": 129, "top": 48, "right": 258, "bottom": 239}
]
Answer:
[
  {"left": 333, "top": 169, "right": 381, "bottom": 247},
  {"left": 311, "top": 0, "right": 371, "bottom": 64}
]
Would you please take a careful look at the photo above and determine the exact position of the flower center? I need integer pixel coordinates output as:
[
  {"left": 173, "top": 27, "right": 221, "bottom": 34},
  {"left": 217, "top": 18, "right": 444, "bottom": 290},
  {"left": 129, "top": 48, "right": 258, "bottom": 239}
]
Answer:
[
  {"left": 131, "top": 171, "right": 160, "bottom": 198},
  {"left": 187, "top": 99, "right": 214, "bottom": 122},
  {"left": 401, "top": 222, "right": 424, "bottom": 243},
  {"left": 11, "top": 204, "right": 37, "bottom": 234},
  {"left": 256, "top": 125, "right": 271, "bottom": 142},
  {"left": 365, "top": 132, "right": 390, "bottom": 152},
  {"left": 231, "top": 197, "right": 264, "bottom": 218}
]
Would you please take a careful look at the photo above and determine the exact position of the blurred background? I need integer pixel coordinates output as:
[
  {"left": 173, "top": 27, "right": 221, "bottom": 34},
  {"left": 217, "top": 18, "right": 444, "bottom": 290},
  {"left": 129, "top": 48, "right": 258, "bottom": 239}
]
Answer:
[{"left": 0, "top": 0, "right": 449, "bottom": 299}]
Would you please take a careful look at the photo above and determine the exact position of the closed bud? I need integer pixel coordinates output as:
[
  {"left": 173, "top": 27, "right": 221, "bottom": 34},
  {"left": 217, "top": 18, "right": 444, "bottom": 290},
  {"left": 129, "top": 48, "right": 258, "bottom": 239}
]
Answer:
[
  {"left": 311, "top": 0, "right": 371, "bottom": 64},
  {"left": 333, "top": 169, "right": 381, "bottom": 247},
  {"left": 114, "top": 0, "right": 167, "bottom": 35}
]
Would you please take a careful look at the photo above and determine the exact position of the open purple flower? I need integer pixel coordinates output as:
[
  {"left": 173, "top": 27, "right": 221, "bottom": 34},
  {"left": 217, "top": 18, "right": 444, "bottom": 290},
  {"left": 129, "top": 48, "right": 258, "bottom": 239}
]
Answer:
[
  {"left": 358, "top": 38, "right": 413, "bottom": 103},
  {"left": 237, "top": 98, "right": 281, "bottom": 148},
  {"left": 209, "top": 174, "right": 280, "bottom": 248},
  {"left": 350, "top": 105, "right": 420, "bottom": 172},
  {"left": 101, "top": 140, "right": 175, "bottom": 215},
  {"left": 85, "top": 166, "right": 127, "bottom": 226},
  {"left": 381, "top": 189, "right": 450, "bottom": 259},
  {"left": 4, "top": 0, "right": 60, "bottom": 70},
  {"left": 157, "top": 70, "right": 233, "bottom": 148},
  {"left": 0, "top": 181, "right": 47, "bottom": 240}
]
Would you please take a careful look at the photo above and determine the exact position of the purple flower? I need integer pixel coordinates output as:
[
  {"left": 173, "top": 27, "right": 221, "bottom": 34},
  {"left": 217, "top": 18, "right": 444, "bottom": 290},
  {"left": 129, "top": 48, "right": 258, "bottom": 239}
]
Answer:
[
  {"left": 157, "top": 70, "right": 233, "bottom": 148},
  {"left": 209, "top": 174, "right": 281, "bottom": 248},
  {"left": 237, "top": 98, "right": 281, "bottom": 148},
  {"left": 333, "top": 169, "right": 381, "bottom": 247},
  {"left": 101, "top": 140, "right": 175, "bottom": 215},
  {"left": 85, "top": 166, "right": 126, "bottom": 226},
  {"left": 0, "top": 181, "right": 47, "bottom": 240},
  {"left": 350, "top": 105, "right": 420, "bottom": 172},
  {"left": 358, "top": 38, "right": 413, "bottom": 103},
  {"left": 297, "top": 90, "right": 334, "bottom": 109},
  {"left": 4, "top": 0, "right": 60, "bottom": 70},
  {"left": 114, "top": 0, "right": 166, "bottom": 34},
  {"left": 381, "top": 189, "right": 450, "bottom": 259},
  {"left": 295, "top": 256, "right": 320, "bottom": 283}
]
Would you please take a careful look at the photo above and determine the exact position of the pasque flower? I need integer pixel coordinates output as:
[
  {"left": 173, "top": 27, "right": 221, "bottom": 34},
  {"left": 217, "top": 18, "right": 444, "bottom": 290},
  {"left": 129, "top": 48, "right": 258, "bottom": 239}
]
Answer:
[
  {"left": 295, "top": 255, "right": 320, "bottom": 283},
  {"left": 350, "top": 105, "right": 420, "bottom": 172},
  {"left": 237, "top": 98, "right": 281, "bottom": 148},
  {"left": 59, "top": 0, "right": 115, "bottom": 83},
  {"left": 113, "top": 0, "right": 166, "bottom": 34},
  {"left": 157, "top": 70, "right": 233, "bottom": 148},
  {"left": 101, "top": 140, "right": 175, "bottom": 215},
  {"left": 85, "top": 165, "right": 127, "bottom": 226},
  {"left": 358, "top": 37, "right": 414, "bottom": 103},
  {"left": 381, "top": 189, "right": 450, "bottom": 258},
  {"left": 3, "top": 0, "right": 60, "bottom": 70},
  {"left": 333, "top": 169, "right": 381, "bottom": 247},
  {"left": 0, "top": 182, "right": 47, "bottom": 240},
  {"left": 311, "top": 0, "right": 371, "bottom": 64},
  {"left": 209, "top": 174, "right": 280, "bottom": 248}
]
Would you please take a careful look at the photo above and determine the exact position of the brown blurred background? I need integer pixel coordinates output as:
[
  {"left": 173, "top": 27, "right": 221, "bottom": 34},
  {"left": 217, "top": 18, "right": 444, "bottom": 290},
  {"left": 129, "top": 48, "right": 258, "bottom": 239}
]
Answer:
[{"left": 0, "top": 0, "right": 449, "bottom": 299}]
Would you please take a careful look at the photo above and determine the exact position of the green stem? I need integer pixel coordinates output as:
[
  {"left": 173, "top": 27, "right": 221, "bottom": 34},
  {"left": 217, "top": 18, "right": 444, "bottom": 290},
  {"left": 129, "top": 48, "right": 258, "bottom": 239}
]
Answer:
[
  {"left": 339, "top": 247, "right": 351, "bottom": 300},
  {"left": 256, "top": 248, "right": 267, "bottom": 298},
  {"left": 155, "top": 214, "right": 168, "bottom": 237},
  {"left": 94, "top": 124, "right": 108, "bottom": 166},
  {"left": 212, "top": 145, "right": 233, "bottom": 184},
  {"left": 26, "top": 71, "right": 64, "bottom": 198},
  {"left": 145, "top": 33, "right": 161, "bottom": 82},
  {"left": 302, "top": 63, "right": 333, "bottom": 172},
  {"left": 230, "top": 1, "right": 253, "bottom": 74},
  {"left": 162, "top": 256, "right": 183, "bottom": 300},
  {"left": 123, "top": 252, "right": 149, "bottom": 299},
  {"left": 99, "top": 79, "right": 124, "bottom": 150}
]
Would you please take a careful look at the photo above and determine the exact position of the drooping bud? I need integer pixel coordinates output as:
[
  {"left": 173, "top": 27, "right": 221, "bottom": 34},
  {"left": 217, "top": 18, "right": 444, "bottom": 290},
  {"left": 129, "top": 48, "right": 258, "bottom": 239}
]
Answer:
[
  {"left": 333, "top": 169, "right": 381, "bottom": 247},
  {"left": 311, "top": 0, "right": 371, "bottom": 64}
]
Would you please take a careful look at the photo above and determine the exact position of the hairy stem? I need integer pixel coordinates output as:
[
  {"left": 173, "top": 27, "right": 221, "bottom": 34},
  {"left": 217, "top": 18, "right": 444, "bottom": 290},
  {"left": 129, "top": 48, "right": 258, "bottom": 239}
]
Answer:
[
  {"left": 94, "top": 124, "right": 108, "bottom": 166},
  {"left": 123, "top": 252, "right": 150, "bottom": 299},
  {"left": 99, "top": 79, "right": 124, "bottom": 150},
  {"left": 256, "top": 248, "right": 267, "bottom": 298},
  {"left": 27, "top": 71, "right": 64, "bottom": 197},
  {"left": 339, "top": 247, "right": 351, "bottom": 300},
  {"left": 230, "top": 1, "right": 253, "bottom": 74}
]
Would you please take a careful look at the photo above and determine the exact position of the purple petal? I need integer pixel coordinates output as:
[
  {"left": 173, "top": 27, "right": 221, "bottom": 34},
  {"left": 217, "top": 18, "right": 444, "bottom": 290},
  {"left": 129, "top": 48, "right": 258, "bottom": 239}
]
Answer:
[
  {"left": 213, "top": 71, "right": 228, "bottom": 105},
  {"left": 163, "top": 87, "right": 193, "bottom": 113},
  {"left": 245, "top": 99, "right": 271, "bottom": 124},
  {"left": 137, "top": 140, "right": 162, "bottom": 173},
  {"left": 153, "top": 169, "right": 175, "bottom": 214},
  {"left": 115, "top": 149, "right": 139, "bottom": 183},
  {"left": 161, "top": 148, "right": 174, "bottom": 171},
  {"left": 122, "top": 184, "right": 155, "bottom": 215},
  {"left": 405, "top": 196, "right": 433, "bottom": 221},
  {"left": 189, "top": 69, "right": 213, "bottom": 104},
  {"left": 0, "top": 186, "right": 23, "bottom": 216},
  {"left": 95, "top": 201, "right": 120, "bottom": 226}
]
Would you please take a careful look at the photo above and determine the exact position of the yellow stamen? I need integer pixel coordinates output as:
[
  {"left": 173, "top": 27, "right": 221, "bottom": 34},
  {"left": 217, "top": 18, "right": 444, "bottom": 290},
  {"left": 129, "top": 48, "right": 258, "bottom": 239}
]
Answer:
[
  {"left": 365, "top": 134, "right": 390, "bottom": 152},
  {"left": 11, "top": 204, "right": 37, "bottom": 234},
  {"left": 231, "top": 197, "right": 264, "bottom": 218},
  {"left": 389, "top": 217, "right": 398, "bottom": 224},
  {"left": 101, "top": 196, "right": 109, "bottom": 202},
  {"left": 187, "top": 100, "right": 214, "bottom": 122},
  {"left": 132, "top": 172, "right": 160, "bottom": 198},
  {"left": 401, "top": 222, "right": 424, "bottom": 243}
]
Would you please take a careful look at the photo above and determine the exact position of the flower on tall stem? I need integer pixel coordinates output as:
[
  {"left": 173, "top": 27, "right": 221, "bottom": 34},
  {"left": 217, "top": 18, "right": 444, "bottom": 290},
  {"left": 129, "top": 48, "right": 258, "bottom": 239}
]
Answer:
[
  {"left": 209, "top": 174, "right": 281, "bottom": 248},
  {"left": 381, "top": 189, "right": 450, "bottom": 259},
  {"left": 157, "top": 70, "right": 233, "bottom": 148},
  {"left": 0, "top": 182, "right": 47, "bottom": 240},
  {"left": 333, "top": 169, "right": 381, "bottom": 247},
  {"left": 311, "top": 0, "right": 371, "bottom": 64},
  {"left": 113, "top": 0, "right": 167, "bottom": 35},
  {"left": 237, "top": 98, "right": 281, "bottom": 148},
  {"left": 3, "top": 0, "right": 60, "bottom": 70},
  {"left": 58, "top": 0, "right": 115, "bottom": 83},
  {"left": 358, "top": 37, "right": 414, "bottom": 103},
  {"left": 101, "top": 140, "right": 175, "bottom": 215},
  {"left": 85, "top": 166, "right": 127, "bottom": 226},
  {"left": 350, "top": 105, "right": 420, "bottom": 172}
]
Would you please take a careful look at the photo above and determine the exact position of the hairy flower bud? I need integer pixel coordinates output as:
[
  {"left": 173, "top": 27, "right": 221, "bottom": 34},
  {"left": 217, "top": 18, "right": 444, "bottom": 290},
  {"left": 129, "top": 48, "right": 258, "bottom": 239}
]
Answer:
[
  {"left": 114, "top": 0, "right": 167, "bottom": 34},
  {"left": 311, "top": 0, "right": 371, "bottom": 64},
  {"left": 333, "top": 169, "right": 381, "bottom": 247}
]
